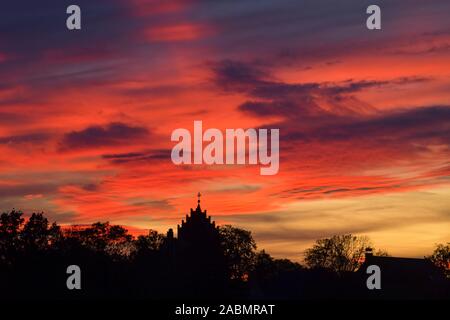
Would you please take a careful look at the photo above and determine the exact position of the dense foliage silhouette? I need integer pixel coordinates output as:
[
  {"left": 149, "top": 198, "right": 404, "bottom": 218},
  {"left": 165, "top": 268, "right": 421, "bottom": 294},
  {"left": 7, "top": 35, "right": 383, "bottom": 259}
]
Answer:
[{"left": 0, "top": 210, "right": 448, "bottom": 300}]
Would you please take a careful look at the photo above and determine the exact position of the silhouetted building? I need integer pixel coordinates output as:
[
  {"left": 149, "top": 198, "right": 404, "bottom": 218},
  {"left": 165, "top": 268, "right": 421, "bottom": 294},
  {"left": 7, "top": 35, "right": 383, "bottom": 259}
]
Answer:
[
  {"left": 162, "top": 193, "right": 221, "bottom": 251},
  {"left": 358, "top": 248, "right": 448, "bottom": 299},
  {"left": 177, "top": 192, "right": 219, "bottom": 247},
  {"left": 162, "top": 193, "right": 227, "bottom": 297}
]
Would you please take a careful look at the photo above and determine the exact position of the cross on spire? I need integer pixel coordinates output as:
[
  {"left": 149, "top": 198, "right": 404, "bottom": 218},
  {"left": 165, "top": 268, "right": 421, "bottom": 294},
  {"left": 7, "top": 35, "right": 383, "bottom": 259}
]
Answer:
[{"left": 197, "top": 192, "right": 201, "bottom": 204}]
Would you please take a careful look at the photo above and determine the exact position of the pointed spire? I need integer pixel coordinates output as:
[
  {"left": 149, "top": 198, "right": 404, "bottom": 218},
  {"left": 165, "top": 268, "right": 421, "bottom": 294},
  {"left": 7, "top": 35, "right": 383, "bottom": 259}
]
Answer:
[{"left": 196, "top": 192, "right": 201, "bottom": 210}]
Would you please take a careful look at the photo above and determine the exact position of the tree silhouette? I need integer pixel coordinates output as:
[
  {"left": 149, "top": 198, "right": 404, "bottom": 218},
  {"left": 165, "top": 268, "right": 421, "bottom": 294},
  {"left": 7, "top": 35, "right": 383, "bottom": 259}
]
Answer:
[
  {"left": 252, "top": 250, "right": 304, "bottom": 280},
  {"left": 304, "top": 234, "right": 371, "bottom": 273},
  {"left": 427, "top": 243, "right": 450, "bottom": 278},
  {"left": 253, "top": 250, "right": 276, "bottom": 280},
  {"left": 135, "top": 230, "right": 166, "bottom": 253},
  {"left": 21, "top": 213, "right": 62, "bottom": 252},
  {"left": 134, "top": 229, "right": 166, "bottom": 257},
  {"left": 218, "top": 225, "right": 257, "bottom": 280},
  {"left": 0, "top": 210, "right": 25, "bottom": 264},
  {"left": 70, "top": 222, "right": 133, "bottom": 257},
  {"left": 0, "top": 211, "right": 448, "bottom": 300}
]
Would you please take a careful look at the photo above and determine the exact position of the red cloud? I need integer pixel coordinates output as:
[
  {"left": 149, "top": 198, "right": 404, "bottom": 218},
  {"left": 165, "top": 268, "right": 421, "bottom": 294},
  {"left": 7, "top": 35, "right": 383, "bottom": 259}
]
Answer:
[{"left": 144, "top": 23, "right": 214, "bottom": 42}]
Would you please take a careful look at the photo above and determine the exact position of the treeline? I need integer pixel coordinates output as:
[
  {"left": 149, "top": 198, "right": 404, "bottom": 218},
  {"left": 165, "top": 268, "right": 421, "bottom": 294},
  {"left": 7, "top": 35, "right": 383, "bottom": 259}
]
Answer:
[{"left": 0, "top": 210, "right": 448, "bottom": 299}]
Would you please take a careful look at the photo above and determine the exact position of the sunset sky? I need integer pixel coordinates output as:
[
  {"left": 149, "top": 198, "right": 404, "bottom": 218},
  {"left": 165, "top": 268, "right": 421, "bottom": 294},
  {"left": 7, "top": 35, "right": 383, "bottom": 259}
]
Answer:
[{"left": 0, "top": 0, "right": 449, "bottom": 261}]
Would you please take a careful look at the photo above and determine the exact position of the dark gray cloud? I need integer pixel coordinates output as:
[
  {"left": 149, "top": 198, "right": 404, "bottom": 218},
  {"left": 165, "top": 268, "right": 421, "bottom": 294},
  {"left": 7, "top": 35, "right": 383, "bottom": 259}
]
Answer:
[
  {"left": 211, "top": 59, "right": 435, "bottom": 129},
  {"left": 212, "top": 60, "right": 428, "bottom": 107},
  {"left": 129, "top": 199, "right": 175, "bottom": 211},
  {"left": 189, "top": 0, "right": 450, "bottom": 67},
  {"left": 60, "top": 122, "right": 149, "bottom": 150},
  {"left": 0, "top": 132, "right": 50, "bottom": 145},
  {"left": 102, "top": 149, "right": 171, "bottom": 164},
  {"left": 0, "top": 1, "right": 134, "bottom": 61},
  {"left": 211, "top": 60, "right": 270, "bottom": 92},
  {"left": 0, "top": 112, "right": 35, "bottom": 125},
  {"left": 80, "top": 183, "right": 99, "bottom": 192},
  {"left": 273, "top": 185, "right": 394, "bottom": 199},
  {"left": 1, "top": 0, "right": 448, "bottom": 106},
  {"left": 288, "top": 105, "right": 450, "bottom": 145},
  {"left": 239, "top": 99, "right": 324, "bottom": 118},
  {"left": 0, "top": 183, "right": 59, "bottom": 198},
  {"left": 211, "top": 59, "right": 450, "bottom": 155}
]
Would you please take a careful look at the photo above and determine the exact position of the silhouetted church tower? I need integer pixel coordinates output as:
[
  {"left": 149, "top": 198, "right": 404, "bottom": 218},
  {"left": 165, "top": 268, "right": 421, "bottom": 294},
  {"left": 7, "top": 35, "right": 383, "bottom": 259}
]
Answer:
[
  {"left": 169, "top": 193, "right": 226, "bottom": 297},
  {"left": 177, "top": 192, "right": 219, "bottom": 244}
]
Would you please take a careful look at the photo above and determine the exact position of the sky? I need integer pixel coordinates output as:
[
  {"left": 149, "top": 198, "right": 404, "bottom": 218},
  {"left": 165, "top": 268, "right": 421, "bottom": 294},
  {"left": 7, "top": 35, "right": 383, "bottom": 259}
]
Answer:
[{"left": 0, "top": 0, "right": 449, "bottom": 261}]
